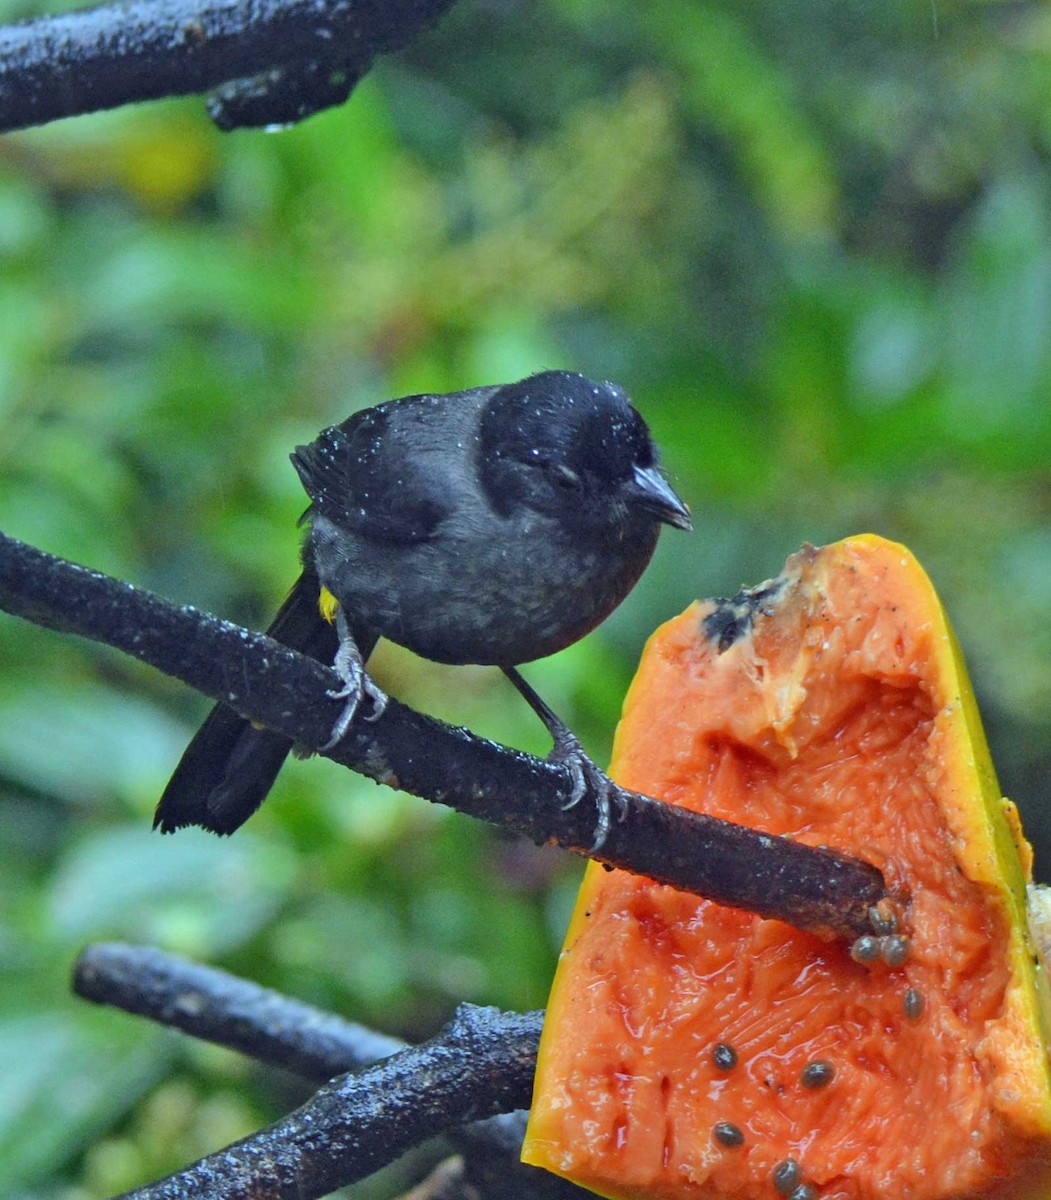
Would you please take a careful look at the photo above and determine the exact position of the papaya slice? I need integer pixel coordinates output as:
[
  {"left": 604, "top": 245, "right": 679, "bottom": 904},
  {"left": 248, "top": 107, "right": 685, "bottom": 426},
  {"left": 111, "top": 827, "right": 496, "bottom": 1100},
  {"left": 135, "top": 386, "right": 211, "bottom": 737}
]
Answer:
[{"left": 523, "top": 535, "right": 1051, "bottom": 1200}]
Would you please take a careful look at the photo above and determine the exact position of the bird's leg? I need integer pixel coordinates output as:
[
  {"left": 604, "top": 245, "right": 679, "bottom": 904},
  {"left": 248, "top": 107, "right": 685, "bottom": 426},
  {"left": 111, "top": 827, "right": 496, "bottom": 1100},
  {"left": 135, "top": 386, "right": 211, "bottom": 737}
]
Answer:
[
  {"left": 502, "top": 666, "right": 628, "bottom": 851},
  {"left": 319, "top": 609, "right": 388, "bottom": 751}
]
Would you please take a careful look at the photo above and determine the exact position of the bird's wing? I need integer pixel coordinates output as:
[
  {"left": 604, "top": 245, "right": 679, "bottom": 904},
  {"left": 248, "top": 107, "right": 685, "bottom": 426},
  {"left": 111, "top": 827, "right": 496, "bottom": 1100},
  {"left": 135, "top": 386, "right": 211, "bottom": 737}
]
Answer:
[{"left": 291, "top": 398, "right": 458, "bottom": 545}]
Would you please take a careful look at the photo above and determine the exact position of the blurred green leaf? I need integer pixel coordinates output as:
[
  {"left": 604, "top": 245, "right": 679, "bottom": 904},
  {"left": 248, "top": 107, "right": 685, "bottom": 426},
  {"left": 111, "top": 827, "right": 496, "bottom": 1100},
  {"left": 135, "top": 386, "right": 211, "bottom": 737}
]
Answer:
[
  {"left": 0, "top": 685, "right": 184, "bottom": 809},
  {"left": 941, "top": 177, "right": 1051, "bottom": 443},
  {"left": 0, "top": 1011, "right": 168, "bottom": 1192},
  {"left": 47, "top": 826, "right": 296, "bottom": 956}
]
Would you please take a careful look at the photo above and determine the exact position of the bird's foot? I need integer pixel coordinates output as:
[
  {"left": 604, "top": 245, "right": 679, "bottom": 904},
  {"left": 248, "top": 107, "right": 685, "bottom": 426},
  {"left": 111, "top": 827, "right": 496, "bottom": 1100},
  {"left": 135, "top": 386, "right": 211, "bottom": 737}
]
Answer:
[
  {"left": 320, "top": 672, "right": 388, "bottom": 751},
  {"left": 549, "top": 715, "right": 633, "bottom": 849},
  {"left": 547, "top": 724, "right": 628, "bottom": 851},
  {"left": 501, "top": 666, "right": 628, "bottom": 851},
  {"left": 319, "top": 610, "right": 388, "bottom": 751}
]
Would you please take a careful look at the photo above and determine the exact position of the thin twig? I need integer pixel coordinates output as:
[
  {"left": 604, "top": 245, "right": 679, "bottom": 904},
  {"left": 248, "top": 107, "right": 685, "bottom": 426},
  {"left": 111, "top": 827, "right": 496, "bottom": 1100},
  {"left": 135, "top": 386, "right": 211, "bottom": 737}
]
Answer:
[{"left": 0, "top": 531, "right": 887, "bottom": 938}]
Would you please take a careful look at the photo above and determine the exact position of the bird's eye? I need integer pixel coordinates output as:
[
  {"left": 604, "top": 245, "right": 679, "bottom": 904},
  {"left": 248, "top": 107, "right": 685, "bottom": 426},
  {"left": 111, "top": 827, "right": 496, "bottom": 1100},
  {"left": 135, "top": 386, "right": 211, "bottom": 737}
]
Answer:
[{"left": 548, "top": 463, "right": 583, "bottom": 491}]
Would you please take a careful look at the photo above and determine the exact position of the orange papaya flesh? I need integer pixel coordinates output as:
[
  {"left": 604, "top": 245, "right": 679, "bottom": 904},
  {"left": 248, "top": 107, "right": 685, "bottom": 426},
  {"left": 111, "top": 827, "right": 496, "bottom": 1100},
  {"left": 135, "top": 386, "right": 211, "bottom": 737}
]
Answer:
[{"left": 523, "top": 535, "right": 1051, "bottom": 1200}]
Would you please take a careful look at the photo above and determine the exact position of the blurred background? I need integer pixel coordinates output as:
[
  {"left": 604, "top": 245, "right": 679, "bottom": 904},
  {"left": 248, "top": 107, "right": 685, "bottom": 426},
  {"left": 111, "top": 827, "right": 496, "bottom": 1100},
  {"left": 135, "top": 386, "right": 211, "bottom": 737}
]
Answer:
[{"left": 0, "top": 0, "right": 1049, "bottom": 1192}]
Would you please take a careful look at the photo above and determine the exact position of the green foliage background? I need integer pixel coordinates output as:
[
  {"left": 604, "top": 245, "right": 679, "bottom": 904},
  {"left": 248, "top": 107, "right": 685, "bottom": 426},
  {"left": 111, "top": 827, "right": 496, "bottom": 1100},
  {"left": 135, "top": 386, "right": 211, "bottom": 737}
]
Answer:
[{"left": 0, "top": 0, "right": 1049, "bottom": 1193}]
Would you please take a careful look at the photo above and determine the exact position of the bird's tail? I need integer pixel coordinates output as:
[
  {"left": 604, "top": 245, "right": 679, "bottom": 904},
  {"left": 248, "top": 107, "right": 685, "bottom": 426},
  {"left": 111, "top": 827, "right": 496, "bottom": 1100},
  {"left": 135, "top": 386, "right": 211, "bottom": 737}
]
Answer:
[{"left": 153, "top": 569, "right": 375, "bottom": 835}]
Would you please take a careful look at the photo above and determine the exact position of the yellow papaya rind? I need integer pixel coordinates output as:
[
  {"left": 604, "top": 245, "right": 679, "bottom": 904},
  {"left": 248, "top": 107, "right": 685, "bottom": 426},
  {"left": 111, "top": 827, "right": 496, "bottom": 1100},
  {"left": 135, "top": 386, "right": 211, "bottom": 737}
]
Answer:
[
  {"left": 832, "top": 537, "right": 1051, "bottom": 1136},
  {"left": 524, "top": 535, "right": 1051, "bottom": 1196}
]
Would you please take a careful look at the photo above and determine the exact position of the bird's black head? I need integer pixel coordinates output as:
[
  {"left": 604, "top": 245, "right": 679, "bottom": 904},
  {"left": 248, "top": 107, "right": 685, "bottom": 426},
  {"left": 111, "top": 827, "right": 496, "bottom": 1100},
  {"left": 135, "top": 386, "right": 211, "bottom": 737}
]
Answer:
[{"left": 477, "top": 370, "right": 691, "bottom": 535}]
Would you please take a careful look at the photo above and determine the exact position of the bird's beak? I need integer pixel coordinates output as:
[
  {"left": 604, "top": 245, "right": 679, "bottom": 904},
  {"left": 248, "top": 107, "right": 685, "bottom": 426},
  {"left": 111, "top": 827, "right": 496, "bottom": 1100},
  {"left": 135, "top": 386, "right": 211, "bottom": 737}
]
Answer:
[{"left": 630, "top": 465, "right": 693, "bottom": 531}]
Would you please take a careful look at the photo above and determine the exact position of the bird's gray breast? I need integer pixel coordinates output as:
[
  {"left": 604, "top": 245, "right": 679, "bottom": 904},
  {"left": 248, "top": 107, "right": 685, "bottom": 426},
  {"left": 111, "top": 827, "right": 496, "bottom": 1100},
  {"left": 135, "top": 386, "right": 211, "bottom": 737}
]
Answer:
[{"left": 308, "top": 507, "right": 658, "bottom": 667}]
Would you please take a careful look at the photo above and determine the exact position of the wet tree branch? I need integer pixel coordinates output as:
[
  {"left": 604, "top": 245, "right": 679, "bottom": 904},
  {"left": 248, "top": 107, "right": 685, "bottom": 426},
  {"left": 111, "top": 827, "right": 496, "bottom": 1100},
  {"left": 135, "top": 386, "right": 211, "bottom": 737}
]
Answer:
[
  {"left": 74, "top": 942, "right": 589, "bottom": 1200},
  {"left": 0, "top": 0, "right": 456, "bottom": 133},
  {"left": 0, "top": 530, "right": 887, "bottom": 939},
  {"left": 74, "top": 941, "right": 406, "bottom": 1079},
  {"left": 125, "top": 1001, "right": 539, "bottom": 1199}
]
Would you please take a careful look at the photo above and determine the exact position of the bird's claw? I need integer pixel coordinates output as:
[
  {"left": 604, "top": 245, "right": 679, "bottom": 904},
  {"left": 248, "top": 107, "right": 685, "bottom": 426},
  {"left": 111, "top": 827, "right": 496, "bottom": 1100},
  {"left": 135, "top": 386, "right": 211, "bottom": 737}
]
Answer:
[
  {"left": 548, "top": 728, "right": 629, "bottom": 851},
  {"left": 320, "top": 613, "right": 388, "bottom": 751},
  {"left": 500, "top": 666, "right": 630, "bottom": 851},
  {"left": 320, "top": 673, "right": 387, "bottom": 752}
]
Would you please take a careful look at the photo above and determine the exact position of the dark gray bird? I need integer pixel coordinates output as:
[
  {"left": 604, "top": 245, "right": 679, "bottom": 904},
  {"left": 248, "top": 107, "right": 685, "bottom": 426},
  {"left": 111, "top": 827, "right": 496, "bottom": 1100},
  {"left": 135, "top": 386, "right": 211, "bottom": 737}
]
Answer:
[{"left": 154, "top": 370, "right": 691, "bottom": 845}]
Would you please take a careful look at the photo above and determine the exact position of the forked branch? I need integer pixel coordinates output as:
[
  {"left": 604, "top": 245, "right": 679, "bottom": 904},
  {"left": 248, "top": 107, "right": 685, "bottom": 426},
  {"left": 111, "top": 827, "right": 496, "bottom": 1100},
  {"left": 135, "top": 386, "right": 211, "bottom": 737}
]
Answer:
[{"left": 0, "top": 0, "right": 456, "bottom": 133}]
